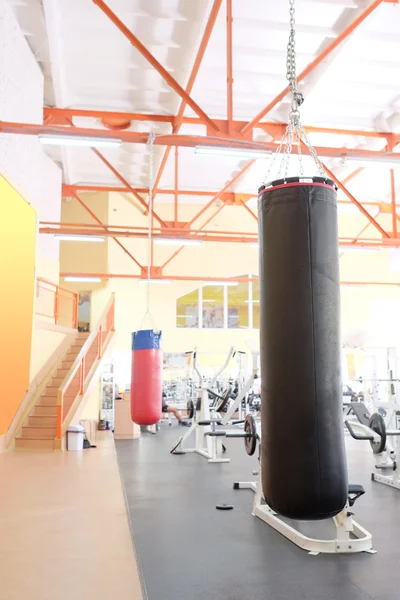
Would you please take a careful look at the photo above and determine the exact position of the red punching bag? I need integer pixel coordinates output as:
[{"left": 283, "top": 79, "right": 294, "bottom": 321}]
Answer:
[{"left": 131, "top": 330, "right": 163, "bottom": 425}]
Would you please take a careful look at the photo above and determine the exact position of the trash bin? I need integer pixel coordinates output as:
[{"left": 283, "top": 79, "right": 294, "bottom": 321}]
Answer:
[{"left": 67, "top": 425, "right": 85, "bottom": 451}]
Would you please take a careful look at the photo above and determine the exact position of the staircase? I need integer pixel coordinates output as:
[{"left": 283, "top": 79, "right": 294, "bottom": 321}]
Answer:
[{"left": 15, "top": 332, "right": 90, "bottom": 450}]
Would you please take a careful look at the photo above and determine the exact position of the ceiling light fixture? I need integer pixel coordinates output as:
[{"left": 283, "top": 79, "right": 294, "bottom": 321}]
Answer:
[
  {"left": 340, "top": 155, "right": 400, "bottom": 168},
  {"left": 339, "top": 247, "right": 380, "bottom": 253},
  {"left": 138, "top": 279, "right": 172, "bottom": 284},
  {"left": 39, "top": 135, "right": 121, "bottom": 149},
  {"left": 55, "top": 235, "right": 105, "bottom": 242},
  {"left": 195, "top": 146, "right": 271, "bottom": 160},
  {"left": 64, "top": 276, "right": 102, "bottom": 283},
  {"left": 154, "top": 238, "right": 203, "bottom": 247},
  {"left": 203, "top": 281, "right": 238, "bottom": 287}
]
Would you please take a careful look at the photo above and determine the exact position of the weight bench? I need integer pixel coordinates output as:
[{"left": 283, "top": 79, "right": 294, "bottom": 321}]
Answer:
[
  {"left": 348, "top": 402, "right": 371, "bottom": 427},
  {"left": 348, "top": 484, "right": 365, "bottom": 507}
]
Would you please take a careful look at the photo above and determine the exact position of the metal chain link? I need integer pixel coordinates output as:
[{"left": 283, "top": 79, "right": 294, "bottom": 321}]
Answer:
[
  {"left": 261, "top": 0, "right": 328, "bottom": 186},
  {"left": 139, "top": 133, "right": 158, "bottom": 331}
]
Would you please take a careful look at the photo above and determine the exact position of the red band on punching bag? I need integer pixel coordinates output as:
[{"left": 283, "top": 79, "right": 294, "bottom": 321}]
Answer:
[{"left": 131, "top": 330, "right": 163, "bottom": 426}]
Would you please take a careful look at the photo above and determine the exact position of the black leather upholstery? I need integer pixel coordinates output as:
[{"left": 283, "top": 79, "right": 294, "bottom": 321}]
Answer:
[{"left": 258, "top": 182, "right": 348, "bottom": 521}]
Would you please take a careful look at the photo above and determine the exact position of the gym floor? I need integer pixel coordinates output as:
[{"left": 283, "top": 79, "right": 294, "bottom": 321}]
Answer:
[{"left": 116, "top": 426, "right": 400, "bottom": 600}]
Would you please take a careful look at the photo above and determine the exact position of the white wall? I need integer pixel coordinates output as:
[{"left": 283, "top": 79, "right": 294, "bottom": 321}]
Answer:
[
  {"left": 0, "top": 0, "right": 63, "bottom": 384},
  {"left": 0, "top": 0, "right": 62, "bottom": 283}
]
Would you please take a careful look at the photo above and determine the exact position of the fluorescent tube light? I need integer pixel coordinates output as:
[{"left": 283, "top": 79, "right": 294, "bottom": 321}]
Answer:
[
  {"left": 138, "top": 279, "right": 172, "bottom": 284},
  {"left": 341, "top": 156, "right": 400, "bottom": 168},
  {"left": 203, "top": 281, "right": 238, "bottom": 286},
  {"left": 249, "top": 243, "right": 259, "bottom": 248},
  {"left": 39, "top": 135, "right": 121, "bottom": 149},
  {"left": 154, "top": 238, "right": 202, "bottom": 247},
  {"left": 339, "top": 247, "right": 380, "bottom": 253},
  {"left": 55, "top": 235, "right": 105, "bottom": 242},
  {"left": 245, "top": 300, "right": 260, "bottom": 303},
  {"left": 64, "top": 276, "right": 102, "bottom": 283},
  {"left": 195, "top": 146, "right": 271, "bottom": 160}
]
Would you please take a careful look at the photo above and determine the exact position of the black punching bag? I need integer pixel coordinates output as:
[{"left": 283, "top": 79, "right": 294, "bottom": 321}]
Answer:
[{"left": 258, "top": 177, "right": 348, "bottom": 521}]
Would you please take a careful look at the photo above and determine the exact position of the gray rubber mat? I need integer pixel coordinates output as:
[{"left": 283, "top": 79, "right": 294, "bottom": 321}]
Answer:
[{"left": 116, "top": 426, "right": 400, "bottom": 600}]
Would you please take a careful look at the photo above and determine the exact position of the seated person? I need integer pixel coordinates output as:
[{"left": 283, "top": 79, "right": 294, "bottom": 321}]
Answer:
[{"left": 162, "top": 392, "right": 190, "bottom": 426}]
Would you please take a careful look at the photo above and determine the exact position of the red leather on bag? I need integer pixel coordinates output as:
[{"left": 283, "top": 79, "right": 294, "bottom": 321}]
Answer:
[{"left": 131, "top": 349, "right": 162, "bottom": 425}]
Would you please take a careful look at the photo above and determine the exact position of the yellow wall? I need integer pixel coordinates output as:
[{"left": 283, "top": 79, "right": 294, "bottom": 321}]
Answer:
[
  {"left": 0, "top": 175, "right": 36, "bottom": 435},
  {"left": 60, "top": 192, "right": 109, "bottom": 288},
  {"left": 29, "top": 326, "right": 67, "bottom": 383}
]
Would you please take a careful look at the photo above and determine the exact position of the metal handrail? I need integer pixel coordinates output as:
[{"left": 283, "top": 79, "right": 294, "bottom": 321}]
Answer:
[
  {"left": 36, "top": 277, "right": 79, "bottom": 328},
  {"left": 56, "top": 294, "right": 115, "bottom": 440}
]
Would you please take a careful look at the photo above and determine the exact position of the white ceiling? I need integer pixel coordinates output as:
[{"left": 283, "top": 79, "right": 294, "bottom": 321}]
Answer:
[{"left": 8, "top": 0, "right": 400, "bottom": 206}]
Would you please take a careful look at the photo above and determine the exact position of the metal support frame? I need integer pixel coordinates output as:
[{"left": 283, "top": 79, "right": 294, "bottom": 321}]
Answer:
[
  {"left": 92, "top": 0, "right": 219, "bottom": 132},
  {"left": 237, "top": 476, "right": 374, "bottom": 555},
  {"left": 2, "top": 0, "right": 397, "bottom": 250},
  {"left": 171, "top": 347, "right": 236, "bottom": 463},
  {"left": 153, "top": 0, "right": 223, "bottom": 197},
  {"left": 71, "top": 192, "right": 143, "bottom": 270}
]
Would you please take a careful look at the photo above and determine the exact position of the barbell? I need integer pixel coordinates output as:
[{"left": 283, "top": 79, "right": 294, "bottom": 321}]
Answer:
[{"left": 204, "top": 414, "right": 258, "bottom": 456}]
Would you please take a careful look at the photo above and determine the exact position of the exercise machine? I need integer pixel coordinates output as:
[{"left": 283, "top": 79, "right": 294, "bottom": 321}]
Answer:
[
  {"left": 171, "top": 347, "right": 235, "bottom": 462},
  {"left": 171, "top": 348, "right": 260, "bottom": 462},
  {"left": 345, "top": 403, "right": 400, "bottom": 490}
]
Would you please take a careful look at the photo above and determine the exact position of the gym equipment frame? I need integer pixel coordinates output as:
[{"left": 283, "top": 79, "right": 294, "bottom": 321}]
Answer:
[{"left": 234, "top": 469, "right": 375, "bottom": 555}]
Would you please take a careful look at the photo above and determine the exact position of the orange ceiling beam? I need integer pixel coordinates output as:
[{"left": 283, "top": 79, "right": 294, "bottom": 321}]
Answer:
[
  {"left": 59, "top": 272, "right": 400, "bottom": 286},
  {"left": 43, "top": 107, "right": 394, "bottom": 143},
  {"left": 241, "top": 0, "right": 385, "bottom": 135},
  {"left": 91, "top": 148, "right": 167, "bottom": 227},
  {"left": 4, "top": 120, "right": 400, "bottom": 159},
  {"left": 61, "top": 184, "right": 387, "bottom": 209},
  {"left": 92, "top": 0, "right": 219, "bottom": 133},
  {"left": 323, "top": 163, "right": 390, "bottom": 239}
]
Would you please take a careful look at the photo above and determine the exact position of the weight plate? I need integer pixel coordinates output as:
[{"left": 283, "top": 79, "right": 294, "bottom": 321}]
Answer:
[
  {"left": 216, "top": 504, "right": 234, "bottom": 511},
  {"left": 369, "top": 412, "right": 386, "bottom": 455},
  {"left": 215, "top": 385, "right": 233, "bottom": 413},
  {"left": 244, "top": 414, "right": 257, "bottom": 456},
  {"left": 196, "top": 397, "right": 201, "bottom": 412},
  {"left": 187, "top": 399, "right": 194, "bottom": 419}
]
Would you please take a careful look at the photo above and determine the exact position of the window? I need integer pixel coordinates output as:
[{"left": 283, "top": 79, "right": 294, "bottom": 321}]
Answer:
[
  {"left": 176, "top": 276, "right": 260, "bottom": 330},
  {"left": 252, "top": 280, "right": 260, "bottom": 329},
  {"left": 202, "top": 285, "right": 224, "bottom": 328},
  {"left": 227, "top": 281, "right": 249, "bottom": 329},
  {"left": 176, "top": 290, "right": 199, "bottom": 328}
]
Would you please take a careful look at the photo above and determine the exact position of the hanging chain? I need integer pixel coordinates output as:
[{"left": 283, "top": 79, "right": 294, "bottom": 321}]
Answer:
[
  {"left": 139, "top": 133, "right": 158, "bottom": 331},
  {"left": 261, "top": 0, "right": 327, "bottom": 186},
  {"left": 286, "top": 0, "right": 303, "bottom": 114}
]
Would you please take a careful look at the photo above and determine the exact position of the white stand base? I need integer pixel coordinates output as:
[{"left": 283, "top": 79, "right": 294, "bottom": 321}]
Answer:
[
  {"left": 372, "top": 472, "right": 400, "bottom": 489},
  {"left": 235, "top": 481, "right": 375, "bottom": 555}
]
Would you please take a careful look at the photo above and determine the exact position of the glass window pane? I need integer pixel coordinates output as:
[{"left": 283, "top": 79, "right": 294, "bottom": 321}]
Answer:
[
  {"left": 227, "top": 282, "right": 249, "bottom": 329},
  {"left": 176, "top": 290, "right": 199, "bottom": 328},
  {"left": 202, "top": 285, "right": 224, "bottom": 328},
  {"left": 253, "top": 280, "right": 260, "bottom": 329}
]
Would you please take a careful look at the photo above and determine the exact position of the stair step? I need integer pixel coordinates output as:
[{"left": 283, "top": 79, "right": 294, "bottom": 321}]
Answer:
[
  {"left": 15, "top": 437, "right": 55, "bottom": 451},
  {"left": 62, "top": 361, "right": 74, "bottom": 370},
  {"left": 34, "top": 405, "right": 58, "bottom": 416},
  {"left": 22, "top": 426, "right": 56, "bottom": 439},
  {"left": 44, "top": 387, "right": 58, "bottom": 397},
  {"left": 28, "top": 415, "right": 57, "bottom": 427},
  {"left": 56, "top": 368, "right": 69, "bottom": 378},
  {"left": 52, "top": 377, "right": 63, "bottom": 386},
  {"left": 39, "top": 396, "right": 59, "bottom": 406},
  {"left": 77, "top": 331, "right": 90, "bottom": 338}
]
